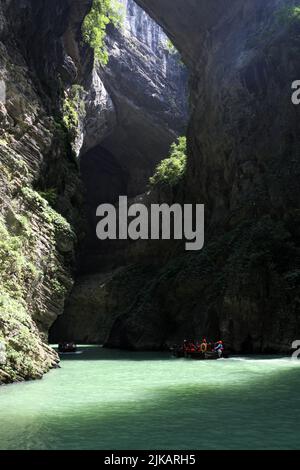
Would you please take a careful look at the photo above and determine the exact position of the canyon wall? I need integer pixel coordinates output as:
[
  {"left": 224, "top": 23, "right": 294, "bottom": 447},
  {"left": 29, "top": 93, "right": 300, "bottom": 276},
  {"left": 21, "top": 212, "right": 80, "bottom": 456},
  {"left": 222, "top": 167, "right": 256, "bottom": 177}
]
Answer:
[
  {"left": 0, "top": 0, "right": 91, "bottom": 383},
  {"left": 104, "top": 0, "right": 300, "bottom": 353}
]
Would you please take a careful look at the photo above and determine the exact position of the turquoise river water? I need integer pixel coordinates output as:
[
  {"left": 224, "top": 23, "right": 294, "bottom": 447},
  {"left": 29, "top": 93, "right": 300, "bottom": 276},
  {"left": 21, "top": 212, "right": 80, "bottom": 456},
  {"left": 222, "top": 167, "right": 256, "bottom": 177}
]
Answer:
[{"left": 0, "top": 346, "right": 300, "bottom": 450}]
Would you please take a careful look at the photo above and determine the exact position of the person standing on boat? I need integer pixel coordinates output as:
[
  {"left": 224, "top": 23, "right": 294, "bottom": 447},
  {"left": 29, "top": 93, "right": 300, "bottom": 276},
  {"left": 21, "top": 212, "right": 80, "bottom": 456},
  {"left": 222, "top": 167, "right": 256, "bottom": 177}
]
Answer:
[{"left": 214, "top": 341, "right": 224, "bottom": 358}]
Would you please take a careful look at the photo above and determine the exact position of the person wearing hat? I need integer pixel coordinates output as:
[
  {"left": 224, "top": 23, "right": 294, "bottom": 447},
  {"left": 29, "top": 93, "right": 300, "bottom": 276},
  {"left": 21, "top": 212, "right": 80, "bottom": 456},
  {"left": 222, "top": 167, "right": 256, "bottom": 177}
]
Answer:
[{"left": 214, "top": 340, "right": 224, "bottom": 358}]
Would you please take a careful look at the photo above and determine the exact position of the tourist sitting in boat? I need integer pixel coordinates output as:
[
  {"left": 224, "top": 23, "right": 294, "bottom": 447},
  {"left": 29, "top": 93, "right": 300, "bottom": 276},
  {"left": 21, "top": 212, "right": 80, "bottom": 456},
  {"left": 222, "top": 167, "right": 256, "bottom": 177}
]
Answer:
[
  {"left": 190, "top": 342, "right": 197, "bottom": 352},
  {"left": 196, "top": 338, "right": 214, "bottom": 353},
  {"left": 183, "top": 340, "right": 197, "bottom": 355},
  {"left": 206, "top": 341, "right": 213, "bottom": 352},
  {"left": 214, "top": 341, "right": 224, "bottom": 358}
]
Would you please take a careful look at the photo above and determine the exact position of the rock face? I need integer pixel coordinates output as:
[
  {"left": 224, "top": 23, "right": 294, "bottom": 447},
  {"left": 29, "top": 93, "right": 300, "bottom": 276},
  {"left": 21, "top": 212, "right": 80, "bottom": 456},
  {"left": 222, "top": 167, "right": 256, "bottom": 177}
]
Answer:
[
  {"left": 82, "top": 0, "right": 188, "bottom": 176},
  {"left": 104, "top": 0, "right": 300, "bottom": 353},
  {"left": 80, "top": 0, "right": 188, "bottom": 258},
  {"left": 0, "top": 0, "right": 88, "bottom": 383},
  {"left": 135, "top": 0, "right": 300, "bottom": 221},
  {"left": 96, "top": 0, "right": 188, "bottom": 195}
]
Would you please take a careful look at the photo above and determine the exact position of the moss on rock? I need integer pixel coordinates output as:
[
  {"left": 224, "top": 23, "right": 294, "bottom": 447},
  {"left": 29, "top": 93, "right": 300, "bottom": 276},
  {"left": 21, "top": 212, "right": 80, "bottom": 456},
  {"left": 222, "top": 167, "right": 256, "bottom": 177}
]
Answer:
[{"left": 0, "top": 293, "right": 58, "bottom": 384}]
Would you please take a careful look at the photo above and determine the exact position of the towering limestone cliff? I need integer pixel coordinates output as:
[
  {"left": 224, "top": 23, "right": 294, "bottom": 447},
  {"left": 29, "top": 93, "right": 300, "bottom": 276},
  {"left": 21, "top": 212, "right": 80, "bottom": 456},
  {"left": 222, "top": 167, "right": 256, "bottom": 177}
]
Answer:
[{"left": 0, "top": 0, "right": 90, "bottom": 383}]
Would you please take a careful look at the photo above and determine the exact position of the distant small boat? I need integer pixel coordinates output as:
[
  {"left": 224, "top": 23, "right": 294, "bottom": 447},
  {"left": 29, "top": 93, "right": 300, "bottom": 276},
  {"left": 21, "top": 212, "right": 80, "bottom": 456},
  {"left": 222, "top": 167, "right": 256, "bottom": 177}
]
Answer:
[{"left": 58, "top": 342, "right": 77, "bottom": 354}]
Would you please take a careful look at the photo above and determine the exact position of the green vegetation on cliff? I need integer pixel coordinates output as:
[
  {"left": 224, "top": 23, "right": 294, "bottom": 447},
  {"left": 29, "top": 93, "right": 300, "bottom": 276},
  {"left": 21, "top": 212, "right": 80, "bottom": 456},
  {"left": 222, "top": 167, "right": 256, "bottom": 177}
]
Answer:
[
  {"left": 150, "top": 136, "right": 187, "bottom": 187},
  {"left": 277, "top": 5, "right": 300, "bottom": 23},
  {"left": 166, "top": 39, "right": 177, "bottom": 55},
  {"left": 21, "top": 187, "right": 76, "bottom": 245},
  {"left": 38, "top": 188, "right": 58, "bottom": 208},
  {"left": 0, "top": 145, "right": 76, "bottom": 384},
  {"left": 165, "top": 38, "right": 184, "bottom": 65},
  {"left": 82, "top": 0, "right": 124, "bottom": 65},
  {"left": 63, "top": 85, "right": 86, "bottom": 138},
  {"left": 0, "top": 211, "right": 60, "bottom": 383},
  {"left": 0, "top": 293, "right": 57, "bottom": 383},
  {"left": 0, "top": 217, "right": 39, "bottom": 299}
]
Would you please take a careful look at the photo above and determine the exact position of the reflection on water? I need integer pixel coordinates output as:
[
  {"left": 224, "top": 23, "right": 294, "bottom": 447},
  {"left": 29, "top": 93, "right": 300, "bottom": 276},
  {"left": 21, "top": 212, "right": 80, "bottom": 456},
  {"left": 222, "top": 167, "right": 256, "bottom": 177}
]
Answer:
[{"left": 0, "top": 346, "right": 299, "bottom": 450}]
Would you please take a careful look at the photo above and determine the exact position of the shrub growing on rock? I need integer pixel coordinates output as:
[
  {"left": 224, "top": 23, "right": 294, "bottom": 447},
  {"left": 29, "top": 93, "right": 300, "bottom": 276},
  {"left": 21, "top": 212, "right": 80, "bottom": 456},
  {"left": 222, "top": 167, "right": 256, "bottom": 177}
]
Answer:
[{"left": 150, "top": 136, "right": 187, "bottom": 187}]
